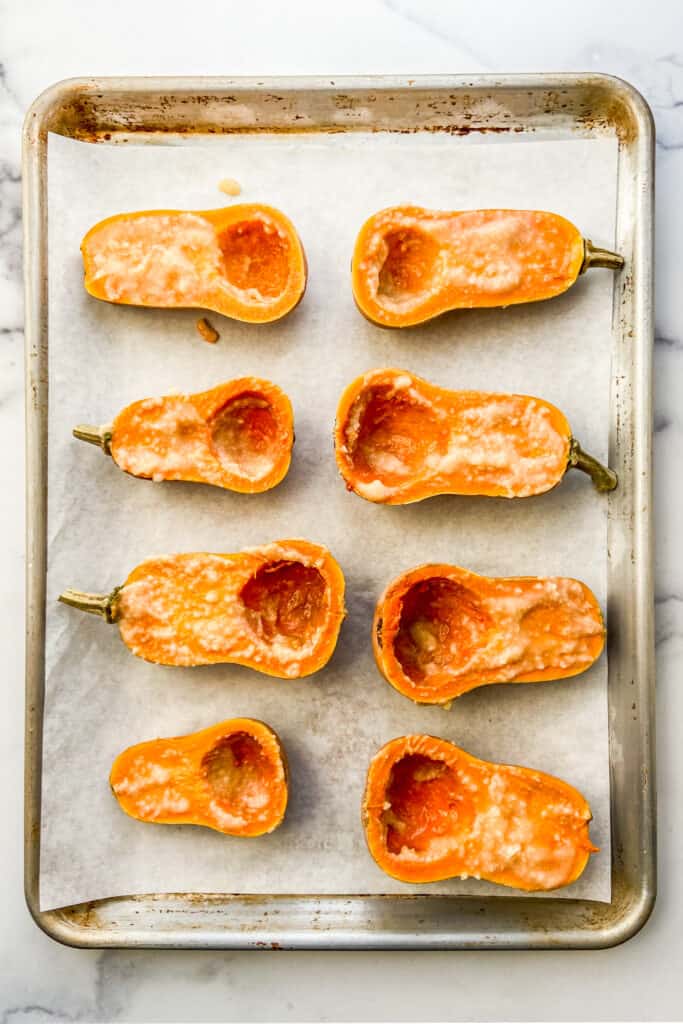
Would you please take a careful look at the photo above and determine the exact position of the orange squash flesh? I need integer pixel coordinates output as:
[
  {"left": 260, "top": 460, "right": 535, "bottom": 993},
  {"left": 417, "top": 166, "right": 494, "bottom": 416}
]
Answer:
[
  {"left": 374, "top": 564, "right": 605, "bottom": 704},
  {"left": 352, "top": 207, "right": 592, "bottom": 327},
  {"left": 111, "top": 718, "right": 288, "bottom": 836},
  {"left": 81, "top": 204, "right": 307, "bottom": 324},
  {"left": 363, "top": 735, "right": 597, "bottom": 890},
  {"left": 334, "top": 368, "right": 615, "bottom": 503},
  {"left": 59, "top": 539, "right": 346, "bottom": 677},
  {"left": 75, "top": 377, "right": 294, "bottom": 493}
]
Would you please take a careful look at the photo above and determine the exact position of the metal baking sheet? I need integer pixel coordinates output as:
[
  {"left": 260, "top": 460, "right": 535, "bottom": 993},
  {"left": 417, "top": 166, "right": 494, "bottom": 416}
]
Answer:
[{"left": 23, "top": 75, "right": 655, "bottom": 948}]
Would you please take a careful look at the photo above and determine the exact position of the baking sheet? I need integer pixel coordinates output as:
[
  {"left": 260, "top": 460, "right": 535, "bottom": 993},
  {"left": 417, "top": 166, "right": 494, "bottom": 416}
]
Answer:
[{"left": 41, "top": 131, "right": 617, "bottom": 911}]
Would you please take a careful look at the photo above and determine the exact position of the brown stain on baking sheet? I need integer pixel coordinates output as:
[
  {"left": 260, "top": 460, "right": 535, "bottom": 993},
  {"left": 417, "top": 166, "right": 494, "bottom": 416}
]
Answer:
[
  {"left": 45, "top": 79, "right": 641, "bottom": 148},
  {"left": 65, "top": 121, "right": 537, "bottom": 142}
]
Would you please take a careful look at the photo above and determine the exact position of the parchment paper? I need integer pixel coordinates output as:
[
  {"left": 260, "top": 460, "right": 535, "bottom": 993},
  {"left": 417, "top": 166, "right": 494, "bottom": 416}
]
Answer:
[{"left": 41, "top": 131, "right": 618, "bottom": 910}]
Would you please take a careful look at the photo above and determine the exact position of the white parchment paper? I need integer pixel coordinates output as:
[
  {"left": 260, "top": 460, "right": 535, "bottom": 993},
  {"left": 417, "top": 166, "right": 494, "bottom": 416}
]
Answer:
[{"left": 41, "top": 131, "right": 618, "bottom": 910}]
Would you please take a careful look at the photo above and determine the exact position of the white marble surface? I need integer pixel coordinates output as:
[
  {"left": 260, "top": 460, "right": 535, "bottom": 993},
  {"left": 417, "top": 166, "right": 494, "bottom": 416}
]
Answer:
[{"left": 1, "top": 0, "right": 681, "bottom": 1020}]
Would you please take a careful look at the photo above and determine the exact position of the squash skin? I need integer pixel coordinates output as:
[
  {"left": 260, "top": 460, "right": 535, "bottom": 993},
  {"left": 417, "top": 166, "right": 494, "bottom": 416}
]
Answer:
[
  {"left": 335, "top": 368, "right": 573, "bottom": 503},
  {"left": 81, "top": 204, "right": 307, "bottom": 324},
  {"left": 104, "top": 377, "right": 294, "bottom": 493},
  {"left": 111, "top": 718, "right": 288, "bottom": 837},
  {"left": 362, "top": 734, "right": 597, "bottom": 890},
  {"left": 351, "top": 207, "right": 585, "bottom": 328},
  {"left": 373, "top": 563, "right": 605, "bottom": 704}
]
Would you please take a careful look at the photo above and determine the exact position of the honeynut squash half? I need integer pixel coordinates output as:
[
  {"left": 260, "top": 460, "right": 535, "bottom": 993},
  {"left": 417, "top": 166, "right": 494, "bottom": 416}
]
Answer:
[
  {"left": 351, "top": 206, "right": 623, "bottom": 328},
  {"left": 81, "top": 204, "right": 307, "bottom": 324},
  {"left": 73, "top": 377, "right": 294, "bottom": 494},
  {"left": 111, "top": 718, "right": 289, "bottom": 837},
  {"left": 373, "top": 564, "right": 605, "bottom": 705},
  {"left": 334, "top": 368, "right": 617, "bottom": 502},
  {"left": 362, "top": 735, "right": 598, "bottom": 891},
  {"left": 59, "top": 540, "right": 346, "bottom": 678}
]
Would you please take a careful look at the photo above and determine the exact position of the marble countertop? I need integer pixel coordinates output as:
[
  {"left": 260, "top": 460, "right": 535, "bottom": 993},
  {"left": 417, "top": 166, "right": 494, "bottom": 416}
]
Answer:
[{"left": 2, "top": 1, "right": 681, "bottom": 1020}]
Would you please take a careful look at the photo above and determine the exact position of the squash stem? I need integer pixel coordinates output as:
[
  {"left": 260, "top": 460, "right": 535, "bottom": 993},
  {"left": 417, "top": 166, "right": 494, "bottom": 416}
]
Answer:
[
  {"left": 58, "top": 586, "right": 122, "bottom": 623},
  {"left": 73, "top": 424, "right": 113, "bottom": 455},
  {"left": 568, "top": 439, "right": 618, "bottom": 492},
  {"left": 580, "top": 240, "right": 624, "bottom": 274}
]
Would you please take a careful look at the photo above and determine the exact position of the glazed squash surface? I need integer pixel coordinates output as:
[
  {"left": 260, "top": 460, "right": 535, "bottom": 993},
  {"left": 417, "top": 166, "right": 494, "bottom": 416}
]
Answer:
[
  {"left": 60, "top": 539, "right": 346, "bottom": 677},
  {"left": 335, "top": 369, "right": 616, "bottom": 502},
  {"left": 363, "top": 734, "right": 597, "bottom": 890},
  {"left": 374, "top": 564, "right": 604, "bottom": 704},
  {"left": 352, "top": 207, "right": 619, "bottom": 327},
  {"left": 111, "top": 718, "right": 288, "bottom": 836},
  {"left": 81, "top": 204, "right": 307, "bottom": 324},
  {"left": 75, "top": 377, "right": 294, "bottom": 493}
]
